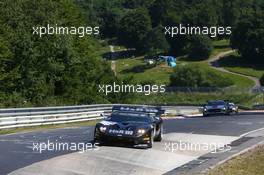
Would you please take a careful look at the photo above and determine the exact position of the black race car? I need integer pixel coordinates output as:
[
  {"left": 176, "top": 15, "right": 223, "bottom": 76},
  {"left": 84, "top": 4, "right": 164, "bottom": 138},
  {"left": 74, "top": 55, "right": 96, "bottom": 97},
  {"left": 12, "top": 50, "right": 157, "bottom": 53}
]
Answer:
[
  {"left": 94, "top": 110, "right": 163, "bottom": 148},
  {"left": 111, "top": 105, "right": 164, "bottom": 142}
]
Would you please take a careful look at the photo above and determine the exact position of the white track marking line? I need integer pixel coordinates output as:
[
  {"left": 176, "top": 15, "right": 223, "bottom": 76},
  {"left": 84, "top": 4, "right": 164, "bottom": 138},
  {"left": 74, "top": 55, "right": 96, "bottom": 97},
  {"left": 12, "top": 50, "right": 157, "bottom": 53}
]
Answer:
[{"left": 239, "top": 127, "right": 264, "bottom": 138}]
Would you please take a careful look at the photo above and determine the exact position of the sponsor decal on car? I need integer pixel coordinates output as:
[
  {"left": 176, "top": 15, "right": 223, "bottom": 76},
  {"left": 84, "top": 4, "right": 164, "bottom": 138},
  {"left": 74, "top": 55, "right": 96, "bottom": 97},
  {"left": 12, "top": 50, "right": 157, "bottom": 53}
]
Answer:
[{"left": 99, "top": 121, "right": 117, "bottom": 126}]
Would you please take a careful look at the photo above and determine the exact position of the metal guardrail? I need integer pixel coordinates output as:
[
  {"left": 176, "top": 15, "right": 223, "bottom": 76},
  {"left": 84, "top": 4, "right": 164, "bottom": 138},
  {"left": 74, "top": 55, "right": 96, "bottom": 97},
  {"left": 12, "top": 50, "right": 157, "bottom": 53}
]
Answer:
[
  {"left": 0, "top": 104, "right": 113, "bottom": 117},
  {"left": 0, "top": 104, "right": 120, "bottom": 129},
  {"left": 0, "top": 104, "right": 200, "bottom": 130}
]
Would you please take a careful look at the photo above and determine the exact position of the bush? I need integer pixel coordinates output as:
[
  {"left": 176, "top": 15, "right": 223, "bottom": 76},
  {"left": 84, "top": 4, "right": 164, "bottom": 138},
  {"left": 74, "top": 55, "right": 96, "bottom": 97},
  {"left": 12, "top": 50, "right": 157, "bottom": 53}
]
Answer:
[
  {"left": 189, "top": 35, "right": 213, "bottom": 60},
  {"left": 170, "top": 64, "right": 233, "bottom": 87},
  {"left": 119, "top": 8, "right": 152, "bottom": 53},
  {"left": 231, "top": 12, "right": 264, "bottom": 62},
  {"left": 0, "top": 0, "right": 118, "bottom": 107},
  {"left": 144, "top": 25, "right": 170, "bottom": 54},
  {"left": 260, "top": 74, "right": 264, "bottom": 86}
]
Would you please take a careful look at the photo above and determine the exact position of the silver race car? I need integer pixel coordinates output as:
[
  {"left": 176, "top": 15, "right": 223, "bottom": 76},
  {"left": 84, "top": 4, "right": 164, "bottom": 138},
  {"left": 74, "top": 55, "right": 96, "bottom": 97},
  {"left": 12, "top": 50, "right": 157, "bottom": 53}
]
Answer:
[
  {"left": 227, "top": 102, "right": 239, "bottom": 114},
  {"left": 203, "top": 100, "right": 231, "bottom": 116}
]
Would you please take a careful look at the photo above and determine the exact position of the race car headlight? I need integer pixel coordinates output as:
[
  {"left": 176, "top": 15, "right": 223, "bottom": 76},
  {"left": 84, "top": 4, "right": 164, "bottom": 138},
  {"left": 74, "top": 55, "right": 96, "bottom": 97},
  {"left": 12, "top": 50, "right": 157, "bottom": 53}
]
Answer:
[
  {"left": 137, "top": 129, "right": 146, "bottom": 134},
  {"left": 99, "top": 126, "right": 107, "bottom": 132}
]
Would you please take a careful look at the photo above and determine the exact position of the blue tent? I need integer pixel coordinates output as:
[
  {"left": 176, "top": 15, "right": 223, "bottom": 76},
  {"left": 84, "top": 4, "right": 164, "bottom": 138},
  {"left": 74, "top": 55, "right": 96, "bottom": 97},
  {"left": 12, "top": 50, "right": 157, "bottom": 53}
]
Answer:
[{"left": 159, "top": 56, "right": 177, "bottom": 67}]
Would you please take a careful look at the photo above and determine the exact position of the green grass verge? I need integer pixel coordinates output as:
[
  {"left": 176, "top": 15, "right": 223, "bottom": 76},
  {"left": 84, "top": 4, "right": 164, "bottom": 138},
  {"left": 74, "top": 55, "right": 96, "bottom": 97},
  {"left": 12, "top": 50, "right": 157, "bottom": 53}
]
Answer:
[
  {"left": 111, "top": 39, "right": 255, "bottom": 88},
  {"left": 0, "top": 120, "right": 99, "bottom": 135},
  {"left": 218, "top": 52, "right": 264, "bottom": 78},
  {"left": 210, "top": 39, "right": 231, "bottom": 57},
  {"left": 177, "top": 40, "right": 254, "bottom": 88},
  {"left": 208, "top": 145, "right": 264, "bottom": 175},
  {"left": 98, "top": 41, "right": 128, "bottom": 57},
  {"left": 116, "top": 57, "right": 173, "bottom": 85},
  {"left": 115, "top": 55, "right": 254, "bottom": 88},
  {"left": 114, "top": 40, "right": 232, "bottom": 85},
  {"left": 192, "top": 63, "right": 255, "bottom": 88}
]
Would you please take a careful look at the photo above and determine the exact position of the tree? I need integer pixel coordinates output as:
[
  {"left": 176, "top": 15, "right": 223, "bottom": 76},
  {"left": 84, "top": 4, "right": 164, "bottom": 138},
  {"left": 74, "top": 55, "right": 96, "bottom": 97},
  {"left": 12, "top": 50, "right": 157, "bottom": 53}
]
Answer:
[
  {"left": 149, "top": 0, "right": 172, "bottom": 27},
  {"left": 0, "top": 0, "right": 116, "bottom": 107},
  {"left": 170, "top": 65, "right": 207, "bottom": 87},
  {"left": 100, "top": 8, "right": 123, "bottom": 37},
  {"left": 260, "top": 74, "right": 264, "bottom": 86},
  {"left": 122, "top": 0, "right": 152, "bottom": 9},
  {"left": 119, "top": 8, "right": 152, "bottom": 53},
  {"left": 189, "top": 35, "right": 213, "bottom": 60},
  {"left": 170, "top": 64, "right": 233, "bottom": 87},
  {"left": 221, "top": 0, "right": 240, "bottom": 27},
  {"left": 231, "top": 11, "right": 264, "bottom": 62},
  {"left": 182, "top": 1, "right": 218, "bottom": 27},
  {"left": 144, "top": 25, "right": 170, "bottom": 54}
]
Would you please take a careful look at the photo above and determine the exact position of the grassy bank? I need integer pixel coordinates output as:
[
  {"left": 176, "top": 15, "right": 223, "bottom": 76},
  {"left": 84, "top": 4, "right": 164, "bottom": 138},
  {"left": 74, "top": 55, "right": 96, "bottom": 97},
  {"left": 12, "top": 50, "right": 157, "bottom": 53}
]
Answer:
[
  {"left": 103, "top": 41, "right": 258, "bottom": 108},
  {"left": 182, "top": 63, "right": 255, "bottom": 88},
  {"left": 210, "top": 39, "right": 231, "bottom": 57},
  {"left": 113, "top": 39, "right": 254, "bottom": 88},
  {"left": 114, "top": 56, "right": 254, "bottom": 88},
  {"left": 116, "top": 57, "right": 173, "bottom": 85},
  {"left": 208, "top": 145, "right": 264, "bottom": 175},
  {"left": 218, "top": 52, "right": 264, "bottom": 79}
]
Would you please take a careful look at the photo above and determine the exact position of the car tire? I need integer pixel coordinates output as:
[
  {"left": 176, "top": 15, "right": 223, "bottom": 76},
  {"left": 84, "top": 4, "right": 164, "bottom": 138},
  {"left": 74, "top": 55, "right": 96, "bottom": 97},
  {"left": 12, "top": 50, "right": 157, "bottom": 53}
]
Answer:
[
  {"left": 93, "top": 137, "right": 100, "bottom": 144},
  {"left": 203, "top": 113, "right": 208, "bottom": 117},
  {"left": 93, "top": 136, "right": 101, "bottom": 145},
  {"left": 147, "top": 131, "right": 154, "bottom": 148},
  {"left": 155, "top": 125, "right": 163, "bottom": 142},
  {"left": 93, "top": 129, "right": 102, "bottom": 145}
]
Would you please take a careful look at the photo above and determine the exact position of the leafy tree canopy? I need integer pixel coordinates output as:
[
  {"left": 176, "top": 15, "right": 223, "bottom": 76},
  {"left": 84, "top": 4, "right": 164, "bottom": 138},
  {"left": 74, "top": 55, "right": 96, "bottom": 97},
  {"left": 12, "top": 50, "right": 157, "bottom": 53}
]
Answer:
[
  {"left": 119, "top": 8, "right": 152, "bottom": 53},
  {"left": 0, "top": 0, "right": 116, "bottom": 107}
]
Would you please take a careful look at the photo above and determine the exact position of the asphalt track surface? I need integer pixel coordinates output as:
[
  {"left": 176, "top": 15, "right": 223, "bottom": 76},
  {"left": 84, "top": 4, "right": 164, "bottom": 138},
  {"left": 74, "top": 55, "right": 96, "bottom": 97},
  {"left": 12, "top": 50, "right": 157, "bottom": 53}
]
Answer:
[{"left": 0, "top": 114, "right": 264, "bottom": 175}]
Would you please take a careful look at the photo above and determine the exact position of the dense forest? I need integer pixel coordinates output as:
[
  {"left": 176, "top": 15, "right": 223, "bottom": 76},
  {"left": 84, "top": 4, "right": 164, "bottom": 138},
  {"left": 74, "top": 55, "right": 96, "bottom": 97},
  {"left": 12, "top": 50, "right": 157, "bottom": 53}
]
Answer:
[
  {"left": 0, "top": 0, "right": 263, "bottom": 107},
  {"left": 0, "top": 0, "right": 120, "bottom": 107},
  {"left": 77, "top": 0, "right": 264, "bottom": 59}
]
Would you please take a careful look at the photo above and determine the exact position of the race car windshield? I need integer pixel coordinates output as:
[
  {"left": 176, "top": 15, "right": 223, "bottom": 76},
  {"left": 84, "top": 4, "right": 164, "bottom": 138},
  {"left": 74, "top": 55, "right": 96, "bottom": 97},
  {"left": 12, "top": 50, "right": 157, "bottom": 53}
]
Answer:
[
  {"left": 208, "top": 101, "right": 225, "bottom": 105},
  {"left": 108, "top": 114, "right": 151, "bottom": 123}
]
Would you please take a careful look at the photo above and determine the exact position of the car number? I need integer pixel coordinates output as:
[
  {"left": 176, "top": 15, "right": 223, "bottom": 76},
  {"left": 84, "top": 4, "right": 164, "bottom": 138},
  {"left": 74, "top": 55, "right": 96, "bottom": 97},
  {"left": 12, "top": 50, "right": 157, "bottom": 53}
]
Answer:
[{"left": 109, "top": 129, "right": 133, "bottom": 135}]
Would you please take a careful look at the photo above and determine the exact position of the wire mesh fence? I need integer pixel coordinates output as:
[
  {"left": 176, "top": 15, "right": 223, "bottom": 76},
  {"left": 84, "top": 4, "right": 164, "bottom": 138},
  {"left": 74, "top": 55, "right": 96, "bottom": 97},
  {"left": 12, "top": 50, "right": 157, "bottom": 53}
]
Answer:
[
  {"left": 165, "top": 86, "right": 264, "bottom": 94},
  {"left": 129, "top": 86, "right": 264, "bottom": 109}
]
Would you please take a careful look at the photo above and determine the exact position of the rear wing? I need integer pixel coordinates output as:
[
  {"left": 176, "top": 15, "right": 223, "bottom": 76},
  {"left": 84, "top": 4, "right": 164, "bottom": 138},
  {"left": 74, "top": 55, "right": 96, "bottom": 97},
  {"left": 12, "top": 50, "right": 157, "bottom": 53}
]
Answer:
[{"left": 112, "top": 105, "right": 165, "bottom": 115}]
